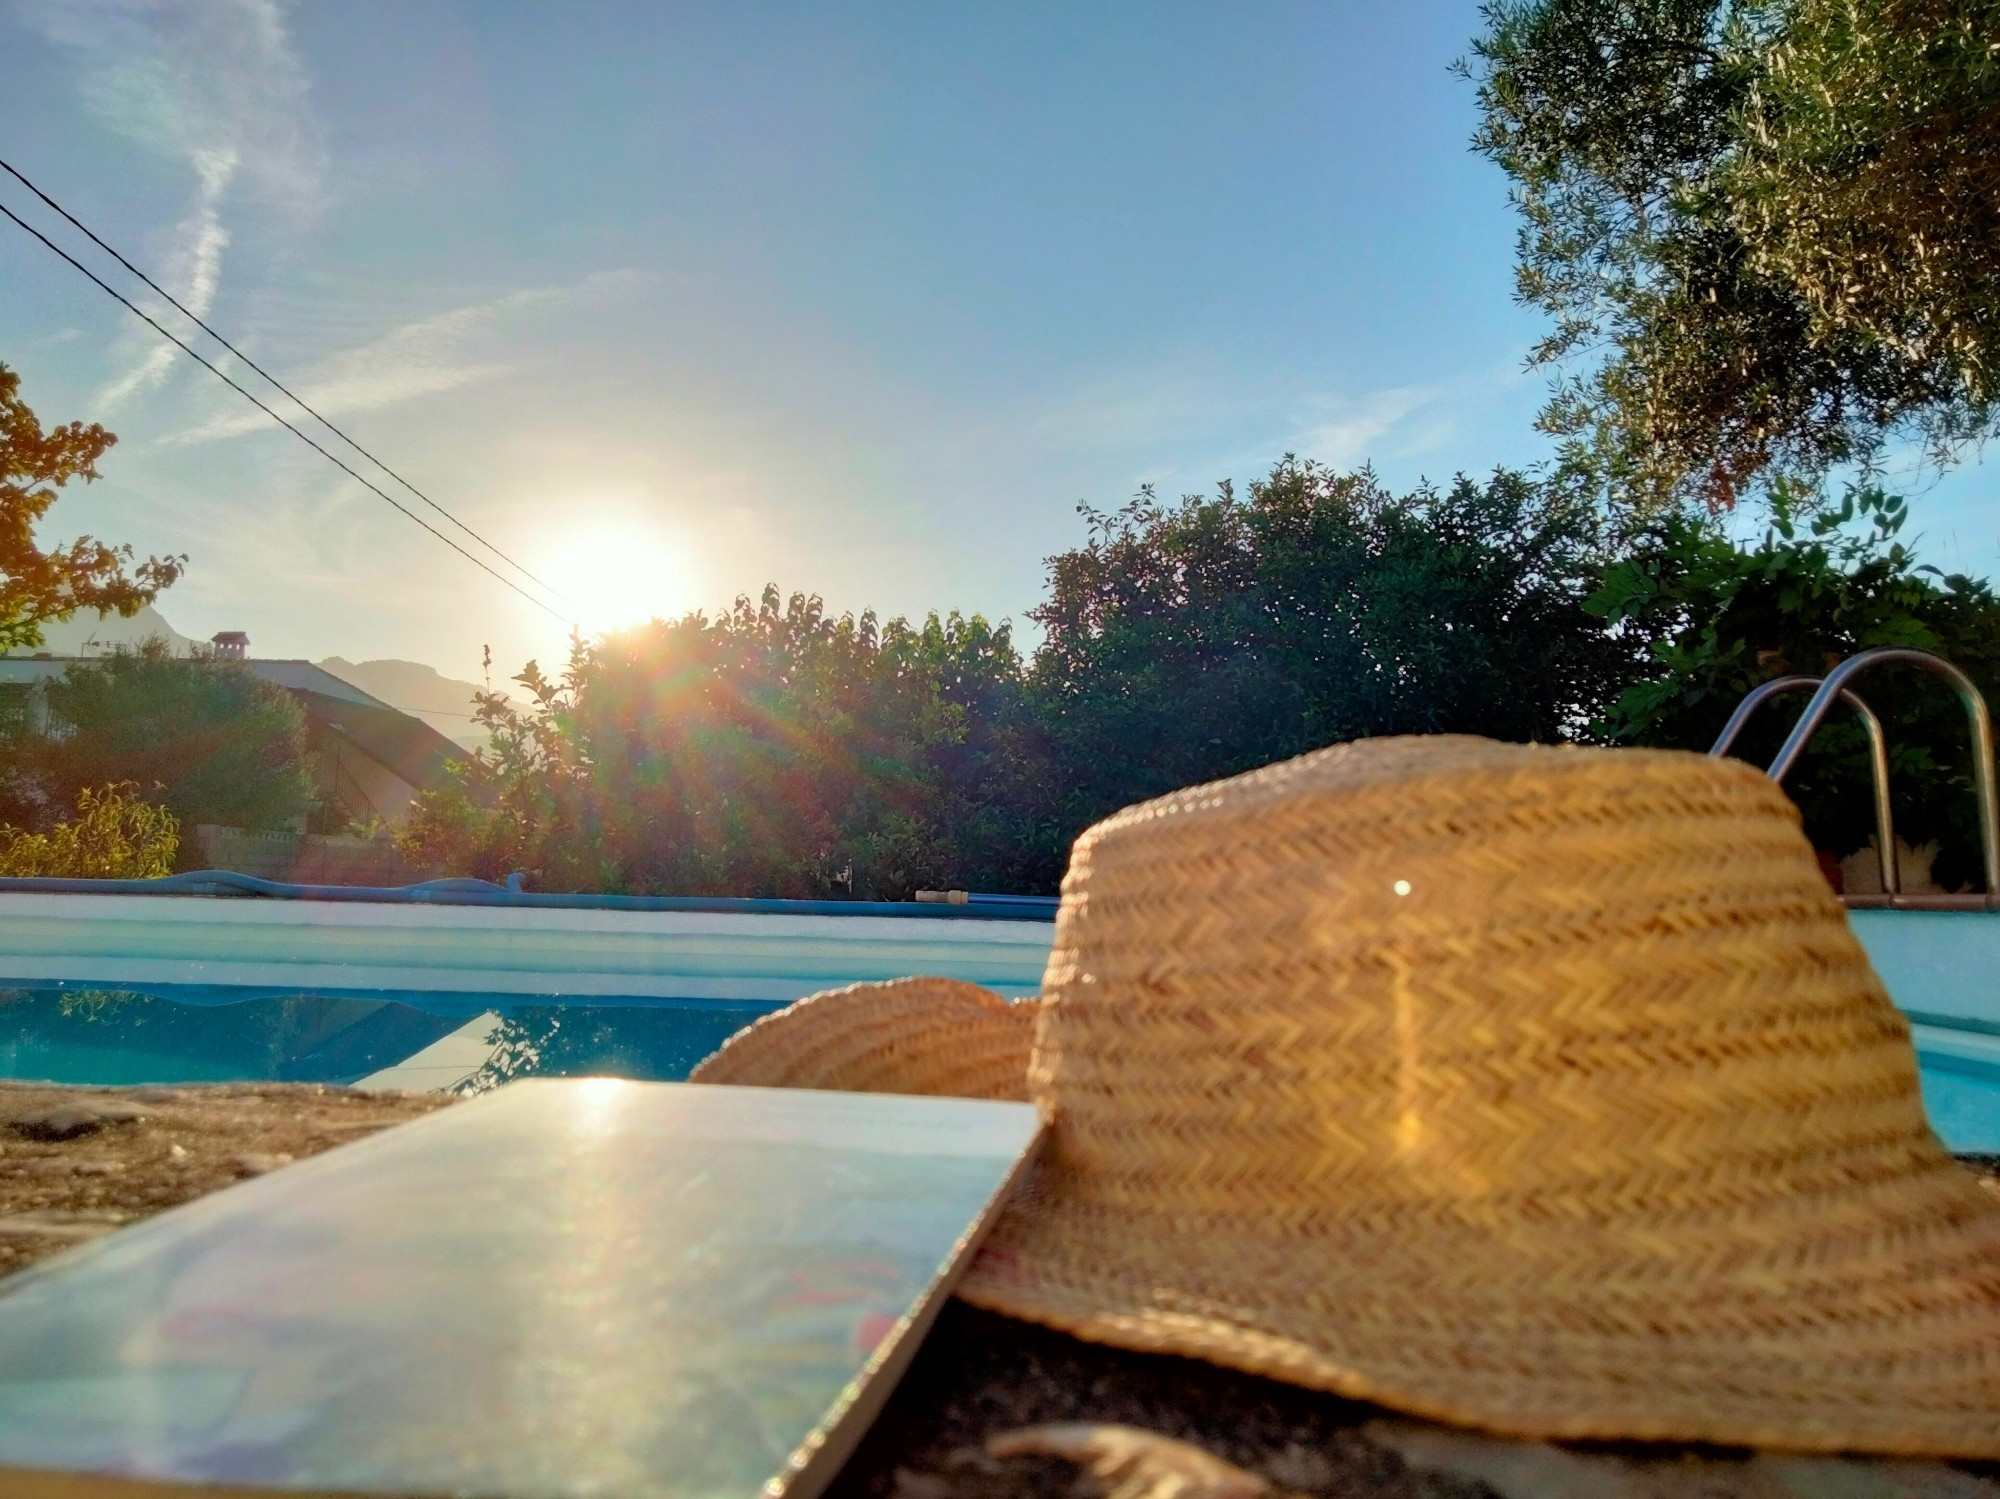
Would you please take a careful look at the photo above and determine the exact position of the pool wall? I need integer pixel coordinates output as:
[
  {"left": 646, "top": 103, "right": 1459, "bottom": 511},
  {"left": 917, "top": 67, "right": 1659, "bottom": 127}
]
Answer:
[
  {"left": 1846, "top": 908, "right": 2000, "bottom": 1151},
  {"left": 4, "top": 894, "right": 1995, "bottom": 1152},
  {"left": 0, "top": 894, "right": 1055, "bottom": 1007}
]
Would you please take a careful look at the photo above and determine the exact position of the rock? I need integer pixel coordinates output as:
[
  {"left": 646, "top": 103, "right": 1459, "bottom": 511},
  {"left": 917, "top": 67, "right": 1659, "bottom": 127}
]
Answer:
[
  {"left": 231, "top": 1153, "right": 294, "bottom": 1178},
  {"left": 1262, "top": 1444, "right": 1337, "bottom": 1493},
  {"left": 9, "top": 1101, "right": 147, "bottom": 1142},
  {"left": 986, "top": 1425, "right": 1270, "bottom": 1499},
  {"left": 0, "top": 1211, "right": 128, "bottom": 1242},
  {"left": 891, "top": 1470, "right": 953, "bottom": 1499}
]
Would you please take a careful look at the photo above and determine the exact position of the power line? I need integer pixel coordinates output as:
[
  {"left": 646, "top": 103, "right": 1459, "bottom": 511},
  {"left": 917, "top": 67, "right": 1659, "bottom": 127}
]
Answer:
[
  {"left": 0, "top": 157, "right": 573, "bottom": 611},
  {"left": 0, "top": 196, "right": 573, "bottom": 626},
  {"left": 0, "top": 157, "right": 574, "bottom": 612}
]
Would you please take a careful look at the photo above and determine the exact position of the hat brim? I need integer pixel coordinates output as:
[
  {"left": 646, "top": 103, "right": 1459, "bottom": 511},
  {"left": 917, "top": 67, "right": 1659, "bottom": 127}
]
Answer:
[
  {"left": 688, "top": 976, "right": 1040, "bottom": 1101},
  {"left": 957, "top": 1136, "right": 2000, "bottom": 1457},
  {"left": 697, "top": 979, "right": 2000, "bottom": 1458}
]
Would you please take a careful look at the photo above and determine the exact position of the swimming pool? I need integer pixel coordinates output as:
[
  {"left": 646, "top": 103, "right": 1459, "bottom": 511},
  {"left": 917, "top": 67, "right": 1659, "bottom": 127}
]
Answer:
[
  {"left": 0, "top": 987, "right": 761, "bottom": 1092},
  {"left": 1846, "top": 909, "right": 2000, "bottom": 1153},
  {"left": 0, "top": 887, "right": 1056, "bottom": 1093},
  {"left": 0, "top": 888, "right": 1994, "bottom": 1153}
]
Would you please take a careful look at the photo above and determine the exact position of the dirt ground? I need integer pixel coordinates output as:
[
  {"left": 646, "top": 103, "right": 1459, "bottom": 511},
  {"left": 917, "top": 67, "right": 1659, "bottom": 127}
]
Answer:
[
  {"left": 3, "top": 1082, "right": 1998, "bottom": 1499},
  {"left": 0, "top": 1080, "right": 446, "bottom": 1279}
]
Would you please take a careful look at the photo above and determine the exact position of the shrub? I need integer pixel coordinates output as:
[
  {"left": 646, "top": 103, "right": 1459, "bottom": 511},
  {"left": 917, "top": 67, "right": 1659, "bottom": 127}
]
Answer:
[{"left": 0, "top": 783, "right": 179, "bottom": 879}]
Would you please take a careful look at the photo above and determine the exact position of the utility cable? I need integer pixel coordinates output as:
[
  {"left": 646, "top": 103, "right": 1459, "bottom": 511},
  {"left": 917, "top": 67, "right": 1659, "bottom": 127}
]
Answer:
[
  {"left": 0, "top": 197, "right": 572, "bottom": 625},
  {"left": 0, "top": 155, "right": 573, "bottom": 611}
]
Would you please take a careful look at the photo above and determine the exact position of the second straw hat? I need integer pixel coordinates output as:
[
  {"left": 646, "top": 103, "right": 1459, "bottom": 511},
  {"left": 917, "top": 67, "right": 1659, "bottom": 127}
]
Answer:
[{"left": 694, "top": 735, "right": 2000, "bottom": 1457}]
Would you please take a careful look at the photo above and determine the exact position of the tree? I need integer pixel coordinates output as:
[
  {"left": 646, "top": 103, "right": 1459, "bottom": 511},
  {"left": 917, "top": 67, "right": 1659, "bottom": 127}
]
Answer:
[
  {"left": 1587, "top": 483, "right": 2000, "bottom": 886},
  {"left": 1028, "top": 458, "right": 1637, "bottom": 838},
  {"left": 399, "top": 592, "right": 1044, "bottom": 897},
  {"left": 2, "top": 642, "right": 317, "bottom": 850},
  {"left": 405, "top": 461, "right": 1657, "bottom": 897},
  {"left": 1464, "top": 0, "right": 2000, "bottom": 510},
  {"left": 0, "top": 783, "right": 179, "bottom": 879},
  {"left": 0, "top": 362, "right": 183, "bottom": 650}
]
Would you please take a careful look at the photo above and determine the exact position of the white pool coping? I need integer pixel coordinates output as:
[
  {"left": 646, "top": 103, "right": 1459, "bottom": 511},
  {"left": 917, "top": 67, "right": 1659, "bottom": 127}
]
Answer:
[{"left": 0, "top": 893, "right": 1056, "bottom": 1005}]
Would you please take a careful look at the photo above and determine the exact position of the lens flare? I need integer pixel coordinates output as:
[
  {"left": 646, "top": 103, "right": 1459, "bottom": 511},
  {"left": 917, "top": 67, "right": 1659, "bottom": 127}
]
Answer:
[{"left": 536, "top": 520, "right": 694, "bottom": 635}]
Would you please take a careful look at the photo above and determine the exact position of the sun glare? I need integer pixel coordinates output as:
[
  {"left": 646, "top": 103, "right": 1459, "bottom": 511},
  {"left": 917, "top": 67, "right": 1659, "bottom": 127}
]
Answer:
[{"left": 537, "top": 521, "right": 695, "bottom": 637}]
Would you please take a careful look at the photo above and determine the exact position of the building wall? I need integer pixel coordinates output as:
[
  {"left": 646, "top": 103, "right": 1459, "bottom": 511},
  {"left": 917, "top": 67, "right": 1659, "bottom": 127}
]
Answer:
[
  {"left": 194, "top": 826, "right": 418, "bottom": 886},
  {"left": 312, "top": 729, "right": 422, "bottom": 829}
]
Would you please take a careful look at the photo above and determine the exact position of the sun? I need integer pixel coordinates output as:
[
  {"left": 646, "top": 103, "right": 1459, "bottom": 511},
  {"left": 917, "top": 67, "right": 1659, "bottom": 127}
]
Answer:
[{"left": 535, "top": 520, "right": 695, "bottom": 637}]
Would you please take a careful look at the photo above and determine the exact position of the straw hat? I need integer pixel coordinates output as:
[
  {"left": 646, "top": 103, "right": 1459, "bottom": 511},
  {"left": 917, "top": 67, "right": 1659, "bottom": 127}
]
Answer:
[
  {"left": 693, "top": 976, "right": 1038, "bottom": 1101},
  {"left": 691, "top": 735, "right": 2000, "bottom": 1457}
]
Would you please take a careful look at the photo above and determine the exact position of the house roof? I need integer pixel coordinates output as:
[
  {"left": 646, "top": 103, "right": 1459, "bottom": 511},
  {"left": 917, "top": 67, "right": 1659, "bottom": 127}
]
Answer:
[
  {"left": 0, "top": 656, "right": 466, "bottom": 794},
  {"left": 237, "top": 659, "right": 391, "bottom": 710},
  {"left": 297, "top": 692, "right": 464, "bottom": 791}
]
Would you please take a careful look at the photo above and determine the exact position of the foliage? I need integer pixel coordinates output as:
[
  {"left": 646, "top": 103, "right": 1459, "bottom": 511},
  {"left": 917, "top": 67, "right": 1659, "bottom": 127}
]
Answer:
[
  {"left": 0, "top": 783, "right": 179, "bottom": 879},
  {"left": 1729, "top": 0, "right": 2000, "bottom": 425},
  {"left": 399, "top": 591, "right": 1045, "bottom": 897},
  {"left": 1029, "top": 458, "right": 1638, "bottom": 837},
  {"left": 405, "top": 461, "right": 1642, "bottom": 896},
  {"left": 0, "top": 642, "right": 316, "bottom": 852},
  {"left": 0, "top": 363, "right": 183, "bottom": 651},
  {"left": 1464, "top": 0, "right": 2000, "bottom": 510},
  {"left": 402, "top": 459, "right": 2000, "bottom": 895},
  {"left": 1587, "top": 484, "right": 2000, "bottom": 885}
]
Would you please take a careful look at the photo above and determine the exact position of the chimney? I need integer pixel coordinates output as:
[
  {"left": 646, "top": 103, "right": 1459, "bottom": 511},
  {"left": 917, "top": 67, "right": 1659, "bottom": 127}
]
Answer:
[{"left": 210, "top": 630, "right": 249, "bottom": 662}]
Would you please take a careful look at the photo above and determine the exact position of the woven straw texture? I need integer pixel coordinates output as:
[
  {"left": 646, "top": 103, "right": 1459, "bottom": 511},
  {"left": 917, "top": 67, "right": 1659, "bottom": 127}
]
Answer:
[
  {"left": 692, "top": 736, "right": 2000, "bottom": 1456},
  {"left": 690, "top": 977, "right": 1036, "bottom": 1101},
  {"left": 962, "top": 736, "right": 2000, "bottom": 1457}
]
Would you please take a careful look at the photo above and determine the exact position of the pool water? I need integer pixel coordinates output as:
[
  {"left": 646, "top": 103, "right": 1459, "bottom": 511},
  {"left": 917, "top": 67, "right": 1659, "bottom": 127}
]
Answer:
[
  {"left": 0, "top": 889, "right": 1054, "bottom": 1095},
  {"left": 3, "top": 979, "right": 1993, "bottom": 1155},
  {"left": 0, "top": 986, "right": 767, "bottom": 1093},
  {"left": 0, "top": 894, "right": 1995, "bottom": 1156}
]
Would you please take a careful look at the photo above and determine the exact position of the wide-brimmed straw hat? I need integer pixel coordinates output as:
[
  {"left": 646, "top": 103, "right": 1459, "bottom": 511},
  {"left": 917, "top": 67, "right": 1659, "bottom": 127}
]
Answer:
[{"left": 691, "top": 735, "right": 2000, "bottom": 1457}]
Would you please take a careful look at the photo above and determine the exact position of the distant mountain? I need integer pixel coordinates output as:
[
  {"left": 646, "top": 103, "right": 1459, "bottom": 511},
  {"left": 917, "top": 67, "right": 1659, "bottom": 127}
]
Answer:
[
  {"left": 4, "top": 605, "right": 198, "bottom": 657},
  {"left": 318, "top": 658, "right": 495, "bottom": 752}
]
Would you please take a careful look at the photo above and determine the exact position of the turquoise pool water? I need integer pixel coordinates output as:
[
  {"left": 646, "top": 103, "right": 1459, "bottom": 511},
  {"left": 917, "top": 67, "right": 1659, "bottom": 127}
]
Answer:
[
  {"left": 4, "top": 975, "right": 1995, "bottom": 1157},
  {"left": 1, "top": 892, "right": 1996, "bottom": 1157},
  {"left": 0, "top": 985, "right": 769, "bottom": 1092},
  {"left": 0, "top": 890, "right": 1055, "bottom": 1093}
]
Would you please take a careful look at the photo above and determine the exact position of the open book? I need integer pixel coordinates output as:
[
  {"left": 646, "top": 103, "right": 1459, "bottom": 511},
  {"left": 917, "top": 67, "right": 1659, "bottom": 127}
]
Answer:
[{"left": 0, "top": 1078, "right": 1043, "bottom": 1498}]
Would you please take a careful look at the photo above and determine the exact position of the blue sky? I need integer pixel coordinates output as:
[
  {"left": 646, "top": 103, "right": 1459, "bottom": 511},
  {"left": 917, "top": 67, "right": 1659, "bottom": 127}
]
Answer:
[{"left": 0, "top": 2, "right": 1991, "bottom": 681}]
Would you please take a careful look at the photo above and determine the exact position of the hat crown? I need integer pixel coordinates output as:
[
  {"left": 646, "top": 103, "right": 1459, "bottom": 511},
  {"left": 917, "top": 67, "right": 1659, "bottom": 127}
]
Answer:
[{"left": 1032, "top": 736, "right": 1934, "bottom": 1216}]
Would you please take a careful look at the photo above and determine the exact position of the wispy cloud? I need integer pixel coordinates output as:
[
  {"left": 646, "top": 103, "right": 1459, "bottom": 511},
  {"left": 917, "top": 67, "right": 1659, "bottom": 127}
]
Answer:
[
  {"left": 173, "top": 271, "right": 646, "bottom": 444},
  {"left": 1021, "top": 364, "right": 1473, "bottom": 473},
  {"left": 1018, "top": 367, "right": 1463, "bottom": 493},
  {"left": 98, "top": 147, "right": 237, "bottom": 407},
  {"left": 12, "top": 0, "right": 324, "bottom": 406},
  {"left": 14, "top": 0, "right": 321, "bottom": 201},
  {"left": 1288, "top": 385, "right": 1443, "bottom": 469}
]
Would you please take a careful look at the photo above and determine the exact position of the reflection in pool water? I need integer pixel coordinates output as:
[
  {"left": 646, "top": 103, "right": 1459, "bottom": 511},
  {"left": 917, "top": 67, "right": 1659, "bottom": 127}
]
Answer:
[
  {"left": 6, "top": 982, "right": 1997, "bottom": 1152},
  {"left": 0, "top": 987, "right": 767, "bottom": 1092}
]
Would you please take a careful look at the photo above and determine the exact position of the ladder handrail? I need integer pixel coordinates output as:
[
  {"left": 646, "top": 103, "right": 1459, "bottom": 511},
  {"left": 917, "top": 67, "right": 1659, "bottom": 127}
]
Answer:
[
  {"left": 1709, "top": 674, "right": 1898, "bottom": 895},
  {"left": 1765, "top": 647, "right": 2000, "bottom": 904}
]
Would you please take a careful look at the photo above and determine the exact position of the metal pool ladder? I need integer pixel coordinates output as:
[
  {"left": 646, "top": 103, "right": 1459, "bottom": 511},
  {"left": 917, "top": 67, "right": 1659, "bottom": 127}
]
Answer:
[{"left": 1708, "top": 646, "right": 2000, "bottom": 910}]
